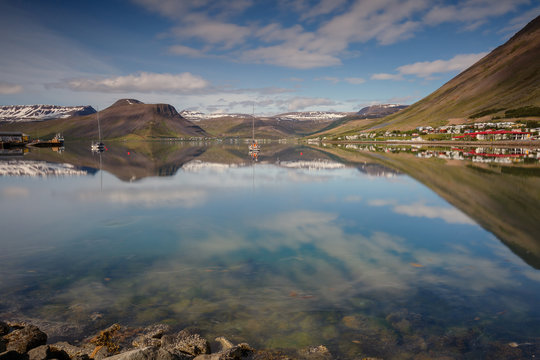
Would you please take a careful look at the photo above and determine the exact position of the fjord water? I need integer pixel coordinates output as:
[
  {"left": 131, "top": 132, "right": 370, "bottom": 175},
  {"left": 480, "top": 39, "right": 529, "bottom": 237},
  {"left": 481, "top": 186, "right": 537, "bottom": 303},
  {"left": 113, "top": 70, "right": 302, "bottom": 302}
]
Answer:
[{"left": 1, "top": 143, "right": 539, "bottom": 358}]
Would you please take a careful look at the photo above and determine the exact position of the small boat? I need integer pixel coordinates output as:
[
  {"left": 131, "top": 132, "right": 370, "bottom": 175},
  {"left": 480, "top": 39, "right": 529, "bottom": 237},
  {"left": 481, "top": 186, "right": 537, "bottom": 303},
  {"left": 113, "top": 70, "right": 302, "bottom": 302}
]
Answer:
[
  {"left": 248, "top": 105, "right": 260, "bottom": 159},
  {"left": 27, "top": 133, "right": 64, "bottom": 147},
  {"left": 91, "top": 108, "right": 105, "bottom": 153},
  {"left": 91, "top": 141, "right": 105, "bottom": 152}
]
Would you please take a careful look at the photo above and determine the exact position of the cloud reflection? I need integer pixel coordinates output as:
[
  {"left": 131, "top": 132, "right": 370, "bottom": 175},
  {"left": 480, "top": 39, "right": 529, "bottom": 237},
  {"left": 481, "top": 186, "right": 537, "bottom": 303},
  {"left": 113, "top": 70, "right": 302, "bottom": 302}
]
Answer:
[
  {"left": 78, "top": 188, "right": 208, "bottom": 208},
  {"left": 369, "top": 198, "right": 475, "bottom": 225}
]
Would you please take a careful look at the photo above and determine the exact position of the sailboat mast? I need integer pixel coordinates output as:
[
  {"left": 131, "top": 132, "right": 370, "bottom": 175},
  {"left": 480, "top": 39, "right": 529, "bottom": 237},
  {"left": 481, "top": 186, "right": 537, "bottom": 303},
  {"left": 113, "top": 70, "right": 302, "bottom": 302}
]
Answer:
[
  {"left": 97, "top": 107, "right": 102, "bottom": 141},
  {"left": 252, "top": 103, "right": 255, "bottom": 142}
]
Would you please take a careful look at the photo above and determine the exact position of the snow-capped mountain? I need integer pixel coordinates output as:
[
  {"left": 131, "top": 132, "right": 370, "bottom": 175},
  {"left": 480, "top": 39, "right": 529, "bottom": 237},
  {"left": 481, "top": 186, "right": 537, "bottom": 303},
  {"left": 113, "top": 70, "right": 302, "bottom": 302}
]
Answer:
[
  {"left": 180, "top": 110, "right": 348, "bottom": 121},
  {"left": 273, "top": 111, "right": 348, "bottom": 121},
  {"left": 356, "top": 104, "right": 408, "bottom": 118},
  {"left": 180, "top": 110, "right": 251, "bottom": 121},
  {"left": 0, "top": 105, "right": 96, "bottom": 122}
]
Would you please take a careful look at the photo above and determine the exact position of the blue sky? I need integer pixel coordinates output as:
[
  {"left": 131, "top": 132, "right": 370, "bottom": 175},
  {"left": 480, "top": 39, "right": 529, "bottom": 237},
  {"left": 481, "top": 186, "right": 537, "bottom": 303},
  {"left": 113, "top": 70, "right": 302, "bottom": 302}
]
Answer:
[{"left": 0, "top": 0, "right": 538, "bottom": 115}]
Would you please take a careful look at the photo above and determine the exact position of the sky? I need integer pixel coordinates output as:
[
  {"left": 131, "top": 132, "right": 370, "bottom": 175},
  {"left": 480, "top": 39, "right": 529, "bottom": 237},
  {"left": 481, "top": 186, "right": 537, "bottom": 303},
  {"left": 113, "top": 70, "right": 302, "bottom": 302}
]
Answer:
[{"left": 0, "top": 0, "right": 538, "bottom": 115}]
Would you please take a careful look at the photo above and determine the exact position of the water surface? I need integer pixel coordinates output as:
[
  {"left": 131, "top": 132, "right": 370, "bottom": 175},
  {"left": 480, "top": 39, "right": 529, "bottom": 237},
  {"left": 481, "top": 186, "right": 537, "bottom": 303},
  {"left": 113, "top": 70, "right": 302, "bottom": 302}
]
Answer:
[{"left": 1, "top": 142, "right": 539, "bottom": 358}]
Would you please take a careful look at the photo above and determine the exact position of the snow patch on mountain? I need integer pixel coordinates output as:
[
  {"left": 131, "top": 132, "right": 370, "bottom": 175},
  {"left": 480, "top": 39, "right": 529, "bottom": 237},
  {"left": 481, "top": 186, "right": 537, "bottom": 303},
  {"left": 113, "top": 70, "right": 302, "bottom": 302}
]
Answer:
[
  {"left": 180, "top": 110, "right": 348, "bottom": 121},
  {"left": 0, "top": 105, "right": 96, "bottom": 122},
  {"left": 180, "top": 110, "right": 251, "bottom": 121},
  {"left": 273, "top": 111, "right": 348, "bottom": 121}
]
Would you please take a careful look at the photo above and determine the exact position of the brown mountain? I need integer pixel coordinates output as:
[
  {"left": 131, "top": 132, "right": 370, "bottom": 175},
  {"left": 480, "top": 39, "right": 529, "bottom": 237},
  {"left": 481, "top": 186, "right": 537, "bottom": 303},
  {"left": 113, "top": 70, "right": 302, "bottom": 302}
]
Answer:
[{"left": 0, "top": 99, "right": 208, "bottom": 140}]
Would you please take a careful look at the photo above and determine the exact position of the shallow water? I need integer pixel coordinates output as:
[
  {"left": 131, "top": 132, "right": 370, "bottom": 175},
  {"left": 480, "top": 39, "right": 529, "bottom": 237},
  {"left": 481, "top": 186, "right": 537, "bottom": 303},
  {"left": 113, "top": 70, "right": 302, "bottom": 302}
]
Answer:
[{"left": 1, "top": 142, "right": 539, "bottom": 358}]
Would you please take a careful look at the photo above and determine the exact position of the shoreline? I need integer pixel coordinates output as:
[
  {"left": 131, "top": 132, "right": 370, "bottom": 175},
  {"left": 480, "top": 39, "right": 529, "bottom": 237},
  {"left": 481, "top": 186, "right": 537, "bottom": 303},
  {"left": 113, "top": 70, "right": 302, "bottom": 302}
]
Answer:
[{"left": 319, "top": 139, "right": 540, "bottom": 148}]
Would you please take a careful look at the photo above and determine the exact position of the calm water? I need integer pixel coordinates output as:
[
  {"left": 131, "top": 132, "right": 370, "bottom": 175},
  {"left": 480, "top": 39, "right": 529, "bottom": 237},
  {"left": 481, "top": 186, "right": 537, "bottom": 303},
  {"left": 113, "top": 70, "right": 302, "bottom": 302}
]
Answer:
[{"left": 1, "top": 142, "right": 539, "bottom": 358}]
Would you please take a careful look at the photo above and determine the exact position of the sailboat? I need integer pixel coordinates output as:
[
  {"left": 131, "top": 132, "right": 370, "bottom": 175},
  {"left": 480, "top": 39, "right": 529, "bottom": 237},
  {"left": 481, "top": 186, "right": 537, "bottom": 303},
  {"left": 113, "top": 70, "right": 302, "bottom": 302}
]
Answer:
[
  {"left": 248, "top": 106, "right": 260, "bottom": 158},
  {"left": 91, "top": 107, "right": 105, "bottom": 153}
]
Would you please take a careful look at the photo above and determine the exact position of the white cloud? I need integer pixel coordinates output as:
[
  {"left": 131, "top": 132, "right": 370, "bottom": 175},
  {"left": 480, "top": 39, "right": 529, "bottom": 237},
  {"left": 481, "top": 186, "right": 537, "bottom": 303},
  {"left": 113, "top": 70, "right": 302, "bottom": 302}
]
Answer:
[
  {"left": 59, "top": 72, "right": 210, "bottom": 94},
  {"left": 0, "top": 82, "right": 23, "bottom": 94},
  {"left": 298, "top": 0, "right": 348, "bottom": 20},
  {"left": 424, "top": 0, "right": 530, "bottom": 26},
  {"left": 371, "top": 73, "right": 404, "bottom": 81},
  {"left": 498, "top": 5, "right": 540, "bottom": 35},
  {"left": 286, "top": 97, "right": 337, "bottom": 111},
  {"left": 168, "top": 45, "right": 206, "bottom": 57},
  {"left": 393, "top": 203, "right": 475, "bottom": 225},
  {"left": 315, "top": 77, "right": 365, "bottom": 84},
  {"left": 369, "top": 199, "right": 475, "bottom": 225},
  {"left": 242, "top": 46, "right": 341, "bottom": 69},
  {"left": 315, "top": 76, "right": 340, "bottom": 84},
  {"left": 344, "top": 77, "right": 366, "bottom": 84},
  {"left": 172, "top": 21, "right": 251, "bottom": 49},
  {"left": 372, "top": 52, "right": 488, "bottom": 80},
  {"left": 397, "top": 52, "right": 488, "bottom": 77},
  {"left": 132, "top": 0, "right": 533, "bottom": 71},
  {"left": 79, "top": 188, "right": 207, "bottom": 208}
]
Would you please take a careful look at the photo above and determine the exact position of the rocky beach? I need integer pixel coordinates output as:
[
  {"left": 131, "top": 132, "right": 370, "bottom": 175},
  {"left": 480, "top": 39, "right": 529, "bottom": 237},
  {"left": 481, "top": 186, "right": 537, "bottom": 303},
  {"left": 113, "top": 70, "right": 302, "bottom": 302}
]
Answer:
[{"left": 0, "top": 321, "right": 335, "bottom": 360}]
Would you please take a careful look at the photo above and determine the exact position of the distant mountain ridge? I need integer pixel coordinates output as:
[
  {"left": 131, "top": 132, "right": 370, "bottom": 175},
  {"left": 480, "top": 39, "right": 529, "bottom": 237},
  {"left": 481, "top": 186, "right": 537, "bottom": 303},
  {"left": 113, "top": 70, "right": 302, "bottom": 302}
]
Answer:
[
  {"left": 0, "top": 104, "right": 96, "bottom": 122},
  {"left": 180, "top": 110, "right": 349, "bottom": 122}
]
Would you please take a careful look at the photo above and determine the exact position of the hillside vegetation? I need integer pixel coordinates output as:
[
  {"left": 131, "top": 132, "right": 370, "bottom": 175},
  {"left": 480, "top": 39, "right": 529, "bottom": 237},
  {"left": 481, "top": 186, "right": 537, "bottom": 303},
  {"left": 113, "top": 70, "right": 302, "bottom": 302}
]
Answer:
[{"left": 311, "top": 15, "right": 540, "bottom": 137}]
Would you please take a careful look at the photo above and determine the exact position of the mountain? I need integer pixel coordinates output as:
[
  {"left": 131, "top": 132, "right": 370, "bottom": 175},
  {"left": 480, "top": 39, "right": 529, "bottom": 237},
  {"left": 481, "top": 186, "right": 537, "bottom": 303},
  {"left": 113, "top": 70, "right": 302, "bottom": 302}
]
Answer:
[
  {"left": 273, "top": 111, "right": 349, "bottom": 121},
  {"left": 364, "top": 15, "right": 540, "bottom": 130},
  {"left": 196, "top": 115, "right": 340, "bottom": 139},
  {"left": 180, "top": 110, "right": 251, "bottom": 121},
  {"left": 180, "top": 110, "right": 349, "bottom": 122},
  {"left": 0, "top": 105, "right": 96, "bottom": 122},
  {"left": 0, "top": 99, "right": 208, "bottom": 140},
  {"left": 356, "top": 104, "right": 408, "bottom": 118}
]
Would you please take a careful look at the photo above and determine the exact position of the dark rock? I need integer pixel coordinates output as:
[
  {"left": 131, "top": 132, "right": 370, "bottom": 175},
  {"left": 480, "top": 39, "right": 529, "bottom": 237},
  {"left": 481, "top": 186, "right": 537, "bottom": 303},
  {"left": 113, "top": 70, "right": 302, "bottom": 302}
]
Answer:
[
  {"left": 297, "top": 345, "right": 332, "bottom": 360},
  {"left": 27, "top": 346, "right": 49, "bottom": 360},
  {"left": 0, "top": 351, "right": 28, "bottom": 360},
  {"left": 4, "top": 325, "right": 47, "bottom": 353},
  {"left": 27, "top": 345, "right": 72, "bottom": 360},
  {"left": 132, "top": 325, "right": 171, "bottom": 349},
  {"left": 1, "top": 340, "right": 6, "bottom": 353},
  {"left": 156, "top": 348, "right": 191, "bottom": 360},
  {"left": 102, "top": 347, "right": 157, "bottom": 360},
  {"left": 161, "top": 330, "right": 210, "bottom": 357},
  {"left": 0, "top": 322, "right": 10, "bottom": 336},
  {"left": 142, "top": 325, "right": 171, "bottom": 340},
  {"left": 193, "top": 343, "right": 254, "bottom": 360},
  {"left": 220, "top": 343, "right": 254, "bottom": 360},
  {"left": 49, "top": 342, "right": 89, "bottom": 360}
]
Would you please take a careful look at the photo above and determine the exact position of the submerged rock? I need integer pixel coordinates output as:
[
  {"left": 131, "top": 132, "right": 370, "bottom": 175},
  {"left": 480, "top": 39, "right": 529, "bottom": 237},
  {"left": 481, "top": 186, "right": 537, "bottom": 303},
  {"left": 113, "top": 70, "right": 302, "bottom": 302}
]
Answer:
[{"left": 297, "top": 345, "right": 332, "bottom": 360}]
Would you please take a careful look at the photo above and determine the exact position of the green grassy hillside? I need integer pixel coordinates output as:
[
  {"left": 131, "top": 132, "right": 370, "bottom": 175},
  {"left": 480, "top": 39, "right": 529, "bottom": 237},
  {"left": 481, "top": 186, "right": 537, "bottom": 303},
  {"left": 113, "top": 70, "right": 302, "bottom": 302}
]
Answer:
[{"left": 312, "top": 15, "right": 540, "bottom": 136}]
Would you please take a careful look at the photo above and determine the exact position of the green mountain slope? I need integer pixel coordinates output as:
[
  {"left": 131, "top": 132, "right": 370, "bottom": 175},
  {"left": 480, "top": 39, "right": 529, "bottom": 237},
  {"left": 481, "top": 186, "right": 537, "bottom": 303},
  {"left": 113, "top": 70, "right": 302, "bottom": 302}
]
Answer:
[{"left": 312, "top": 15, "right": 540, "bottom": 136}]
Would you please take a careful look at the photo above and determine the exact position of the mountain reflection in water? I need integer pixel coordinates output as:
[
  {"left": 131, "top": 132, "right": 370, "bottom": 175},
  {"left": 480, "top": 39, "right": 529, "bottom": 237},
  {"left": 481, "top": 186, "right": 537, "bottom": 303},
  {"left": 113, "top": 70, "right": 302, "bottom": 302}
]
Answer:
[{"left": 0, "top": 142, "right": 539, "bottom": 359}]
